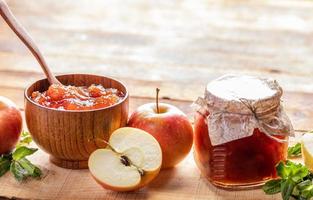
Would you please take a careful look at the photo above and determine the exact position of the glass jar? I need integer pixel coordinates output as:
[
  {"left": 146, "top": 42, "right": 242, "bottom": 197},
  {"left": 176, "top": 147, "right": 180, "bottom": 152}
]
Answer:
[{"left": 193, "top": 75, "right": 293, "bottom": 189}]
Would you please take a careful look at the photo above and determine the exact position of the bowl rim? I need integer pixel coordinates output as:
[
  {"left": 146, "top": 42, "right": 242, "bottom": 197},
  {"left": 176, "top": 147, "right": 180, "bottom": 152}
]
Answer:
[{"left": 24, "top": 73, "right": 129, "bottom": 113}]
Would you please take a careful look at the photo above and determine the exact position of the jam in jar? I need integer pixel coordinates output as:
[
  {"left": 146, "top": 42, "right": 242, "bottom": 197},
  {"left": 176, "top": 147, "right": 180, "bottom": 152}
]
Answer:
[{"left": 193, "top": 75, "right": 293, "bottom": 189}]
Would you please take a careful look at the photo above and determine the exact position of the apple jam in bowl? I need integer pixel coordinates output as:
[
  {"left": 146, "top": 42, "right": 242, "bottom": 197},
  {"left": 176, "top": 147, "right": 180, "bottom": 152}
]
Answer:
[
  {"left": 24, "top": 74, "right": 129, "bottom": 169},
  {"left": 31, "top": 84, "right": 125, "bottom": 110},
  {"left": 193, "top": 75, "right": 293, "bottom": 189}
]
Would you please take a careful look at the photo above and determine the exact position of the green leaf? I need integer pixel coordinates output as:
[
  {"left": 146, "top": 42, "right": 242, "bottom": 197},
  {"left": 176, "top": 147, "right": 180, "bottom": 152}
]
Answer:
[
  {"left": 12, "top": 146, "right": 38, "bottom": 161},
  {"left": 281, "top": 179, "right": 296, "bottom": 200},
  {"left": 18, "top": 158, "right": 42, "bottom": 178},
  {"left": 262, "top": 179, "right": 282, "bottom": 194},
  {"left": 32, "top": 166, "right": 42, "bottom": 178},
  {"left": 16, "top": 137, "right": 33, "bottom": 148},
  {"left": 18, "top": 158, "right": 36, "bottom": 174},
  {"left": 21, "top": 130, "right": 30, "bottom": 137},
  {"left": 288, "top": 143, "right": 302, "bottom": 158},
  {"left": 10, "top": 161, "right": 27, "bottom": 181},
  {"left": 276, "top": 161, "right": 292, "bottom": 179},
  {"left": 299, "top": 182, "right": 313, "bottom": 199},
  {"left": 289, "top": 162, "right": 309, "bottom": 181},
  {"left": 9, "top": 159, "right": 42, "bottom": 181},
  {"left": 297, "top": 180, "right": 312, "bottom": 190},
  {"left": 0, "top": 156, "right": 11, "bottom": 177},
  {"left": 276, "top": 161, "right": 309, "bottom": 180},
  {"left": 16, "top": 131, "right": 33, "bottom": 148}
]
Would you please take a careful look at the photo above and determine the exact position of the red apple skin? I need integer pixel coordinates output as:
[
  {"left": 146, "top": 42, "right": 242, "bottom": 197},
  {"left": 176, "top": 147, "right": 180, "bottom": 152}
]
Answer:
[
  {"left": 128, "top": 103, "right": 193, "bottom": 169},
  {"left": 91, "top": 169, "right": 161, "bottom": 192},
  {"left": 0, "top": 96, "right": 22, "bottom": 154}
]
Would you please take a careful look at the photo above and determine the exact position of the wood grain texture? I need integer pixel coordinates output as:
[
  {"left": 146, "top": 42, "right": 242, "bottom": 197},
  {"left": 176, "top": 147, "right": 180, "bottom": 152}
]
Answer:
[
  {"left": 0, "top": 0, "right": 313, "bottom": 101},
  {"left": 24, "top": 74, "right": 129, "bottom": 169}
]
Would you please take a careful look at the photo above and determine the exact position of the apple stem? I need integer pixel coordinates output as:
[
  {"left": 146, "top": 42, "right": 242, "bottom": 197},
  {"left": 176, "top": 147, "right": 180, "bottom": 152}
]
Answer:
[{"left": 156, "top": 88, "right": 160, "bottom": 114}]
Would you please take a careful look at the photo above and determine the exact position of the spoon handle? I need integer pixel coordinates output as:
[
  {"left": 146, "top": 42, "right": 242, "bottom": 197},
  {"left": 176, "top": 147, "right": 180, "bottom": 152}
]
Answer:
[{"left": 0, "top": 0, "right": 61, "bottom": 85}]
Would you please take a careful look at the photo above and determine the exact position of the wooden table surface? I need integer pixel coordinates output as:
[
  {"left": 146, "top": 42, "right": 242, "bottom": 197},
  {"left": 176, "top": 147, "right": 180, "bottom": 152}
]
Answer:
[{"left": 0, "top": 0, "right": 313, "bottom": 199}]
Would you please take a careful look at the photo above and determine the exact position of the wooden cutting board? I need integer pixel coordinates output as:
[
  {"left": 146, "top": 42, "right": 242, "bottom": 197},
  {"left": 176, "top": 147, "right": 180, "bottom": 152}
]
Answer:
[
  {"left": 0, "top": 144, "right": 281, "bottom": 200},
  {"left": 0, "top": 94, "right": 311, "bottom": 200}
]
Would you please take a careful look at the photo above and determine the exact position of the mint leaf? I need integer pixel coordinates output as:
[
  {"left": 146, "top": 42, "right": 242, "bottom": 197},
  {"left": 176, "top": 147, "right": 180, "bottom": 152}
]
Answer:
[
  {"left": 18, "top": 158, "right": 41, "bottom": 178},
  {"left": 281, "top": 179, "right": 295, "bottom": 200},
  {"left": 32, "top": 166, "right": 42, "bottom": 178},
  {"left": 287, "top": 161, "right": 309, "bottom": 180},
  {"left": 276, "top": 161, "right": 309, "bottom": 180},
  {"left": 295, "top": 180, "right": 313, "bottom": 199},
  {"left": 21, "top": 131, "right": 30, "bottom": 137},
  {"left": 18, "top": 158, "right": 36, "bottom": 174},
  {"left": 288, "top": 143, "right": 302, "bottom": 158},
  {"left": 9, "top": 159, "right": 42, "bottom": 181},
  {"left": 262, "top": 179, "right": 281, "bottom": 194},
  {"left": 12, "top": 146, "right": 37, "bottom": 161},
  {"left": 300, "top": 184, "right": 313, "bottom": 199},
  {"left": 0, "top": 156, "right": 11, "bottom": 176},
  {"left": 16, "top": 131, "right": 33, "bottom": 148},
  {"left": 276, "top": 161, "right": 292, "bottom": 179},
  {"left": 10, "top": 161, "right": 27, "bottom": 181},
  {"left": 297, "top": 180, "right": 312, "bottom": 190}
]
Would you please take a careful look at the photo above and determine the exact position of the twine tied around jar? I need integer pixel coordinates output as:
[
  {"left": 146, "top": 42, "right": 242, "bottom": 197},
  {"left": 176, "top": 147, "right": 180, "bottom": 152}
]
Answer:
[
  {"left": 193, "top": 96, "right": 294, "bottom": 146},
  {"left": 234, "top": 97, "right": 293, "bottom": 143}
]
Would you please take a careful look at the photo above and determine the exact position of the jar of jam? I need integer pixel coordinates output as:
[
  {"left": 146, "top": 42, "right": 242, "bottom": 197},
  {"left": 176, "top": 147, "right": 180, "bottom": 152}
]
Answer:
[{"left": 193, "top": 75, "right": 293, "bottom": 189}]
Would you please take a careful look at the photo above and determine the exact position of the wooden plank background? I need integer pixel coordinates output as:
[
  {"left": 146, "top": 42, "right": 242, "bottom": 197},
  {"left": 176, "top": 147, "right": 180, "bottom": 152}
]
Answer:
[{"left": 0, "top": 0, "right": 313, "bottom": 199}]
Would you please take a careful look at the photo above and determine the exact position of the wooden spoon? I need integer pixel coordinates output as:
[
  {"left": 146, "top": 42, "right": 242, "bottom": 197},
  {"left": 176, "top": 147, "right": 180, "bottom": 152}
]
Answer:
[{"left": 0, "top": 0, "right": 61, "bottom": 85}]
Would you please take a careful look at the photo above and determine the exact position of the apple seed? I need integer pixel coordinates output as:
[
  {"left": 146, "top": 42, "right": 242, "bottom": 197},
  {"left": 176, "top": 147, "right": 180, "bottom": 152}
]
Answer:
[
  {"left": 120, "top": 155, "right": 146, "bottom": 176},
  {"left": 120, "top": 155, "right": 131, "bottom": 166}
]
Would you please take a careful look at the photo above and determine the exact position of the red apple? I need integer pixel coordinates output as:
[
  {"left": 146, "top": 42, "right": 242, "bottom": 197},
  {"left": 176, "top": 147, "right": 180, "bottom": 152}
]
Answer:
[
  {"left": 128, "top": 90, "right": 193, "bottom": 169},
  {"left": 0, "top": 96, "right": 22, "bottom": 154}
]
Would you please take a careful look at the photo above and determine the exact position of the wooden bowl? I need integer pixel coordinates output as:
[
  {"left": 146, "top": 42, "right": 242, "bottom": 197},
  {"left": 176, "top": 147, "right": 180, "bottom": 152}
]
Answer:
[{"left": 24, "top": 74, "right": 129, "bottom": 169}]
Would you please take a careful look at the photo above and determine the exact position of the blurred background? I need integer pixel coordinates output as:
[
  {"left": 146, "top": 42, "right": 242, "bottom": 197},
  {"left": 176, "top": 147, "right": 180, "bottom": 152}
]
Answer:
[{"left": 0, "top": 0, "right": 312, "bottom": 109}]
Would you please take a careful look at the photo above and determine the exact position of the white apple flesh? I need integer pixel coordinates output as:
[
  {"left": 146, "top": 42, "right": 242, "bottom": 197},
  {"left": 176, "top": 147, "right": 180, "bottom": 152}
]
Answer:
[
  {"left": 88, "top": 127, "right": 162, "bottom": 192},
  {"left": 128, "top": 103, "right": 193, "bottom": 168}
]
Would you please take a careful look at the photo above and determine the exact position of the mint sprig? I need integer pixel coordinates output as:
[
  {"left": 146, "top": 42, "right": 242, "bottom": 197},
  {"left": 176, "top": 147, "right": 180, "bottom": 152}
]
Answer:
[
  {"left": 263, "top": 160, "right": 313, "bottom": 200},
  {"left": 0, "top": 131, "right": 42, "bottom": 181}
]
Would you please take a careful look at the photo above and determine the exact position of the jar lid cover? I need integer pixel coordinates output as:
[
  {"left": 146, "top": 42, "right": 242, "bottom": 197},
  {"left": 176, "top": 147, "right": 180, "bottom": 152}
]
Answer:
[{"left": 205, "top": 74, "right": 282, "bottom": 114}]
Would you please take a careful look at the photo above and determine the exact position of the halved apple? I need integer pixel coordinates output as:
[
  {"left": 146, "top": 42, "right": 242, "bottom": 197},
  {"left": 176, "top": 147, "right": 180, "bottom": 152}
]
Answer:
[{"left": 88, "top": 127, "right": 162, "bottom": 192}]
